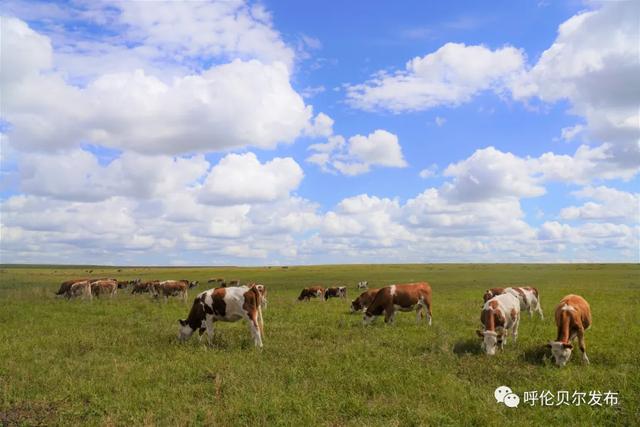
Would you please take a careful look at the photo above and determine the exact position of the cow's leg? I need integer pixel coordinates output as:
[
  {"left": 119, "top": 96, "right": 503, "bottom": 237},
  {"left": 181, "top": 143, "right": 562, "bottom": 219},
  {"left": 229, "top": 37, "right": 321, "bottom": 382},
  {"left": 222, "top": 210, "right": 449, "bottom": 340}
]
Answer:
[
  {"left": 257, "top": 307, "right": 265, "bottom": 338},
  {"left": 415, "top": 305, "right": 422, "bottom": 324},
  {"left": 424, "top": 296, "right": 432, "bottom": 326},
  {"left": 535, "top": 298, "right": 544, "bottom": 320},
  {"left": 247, "top": 315, "right": 263, "bottom": 348},
  {"left": 384, "top": 308, "right": 395, "bottom": 324},
  {"left": 577, "top": 327, "right": 589, "bottom": 364},
  {"left": 204, "top": 317, "right": 214, "bottom": 345},
  {"left": 512, "top": 313, "right": 520, "bottom": 343}
]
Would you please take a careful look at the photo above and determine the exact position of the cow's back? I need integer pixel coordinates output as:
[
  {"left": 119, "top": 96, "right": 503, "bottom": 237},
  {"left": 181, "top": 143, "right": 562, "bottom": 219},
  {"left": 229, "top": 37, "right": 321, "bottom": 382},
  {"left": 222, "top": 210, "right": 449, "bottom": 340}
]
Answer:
[{"left": 556, "top": 294, "right": 591, "bottom": 329}]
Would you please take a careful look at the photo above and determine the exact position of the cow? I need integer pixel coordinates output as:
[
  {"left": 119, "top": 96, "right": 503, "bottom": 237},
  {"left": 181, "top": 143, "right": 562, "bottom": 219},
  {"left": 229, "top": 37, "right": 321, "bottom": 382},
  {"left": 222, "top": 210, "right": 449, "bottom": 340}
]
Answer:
[
  {"left": 151, "top": 280, "right": 190, "bottom": 301},
  {"left": 324, "top": 286, "right": 347, "bottom": 300},
  {"left": 363, "top": 283, "right": 432, "bottom": 326},
  {"left": 131, "top": 280, "right": 157, "bottom": 294},
  {"left": 483, "top": 286, "right": 544, "bottom": 320},
  {"left": 179, "top": 279, "right": 199, "bottom": 289},
  {"left": 350, "top": 288, "right": 379, "bottom": 313},
  {"left": 357, "top": 281, "right": 368, "bottom": 289},
  {"left": 476, "top": 293, "right": 520, "bottom": 355},
  {"left": 249, "top": 283, "right": 268, "bottom": 309},
  {"left": 177, "top": 285, "right": 264, "bottom": 348},
  {"left": 67, "top": 280, "right": 92, "bottom": 300},
  {"left": 207, "top": 277, "right": 225, "bottom": 284},
  {"left": 55, "top": 279, "right": 88, "bottom": 296},
  {"left": 547, "top": 294, "right": 592, "bottom": 367},
  {"left": 228, "top": 279, "right": 240, "bottom": 287},
  {"left": 90, "top": 279, "right": 118, "bottom": 298},
  {"left": 117, "top": 278, "right": 141, "bottom": 289},
  {"left": 298, "top": 286, "right": 324, "bottom": 301}
]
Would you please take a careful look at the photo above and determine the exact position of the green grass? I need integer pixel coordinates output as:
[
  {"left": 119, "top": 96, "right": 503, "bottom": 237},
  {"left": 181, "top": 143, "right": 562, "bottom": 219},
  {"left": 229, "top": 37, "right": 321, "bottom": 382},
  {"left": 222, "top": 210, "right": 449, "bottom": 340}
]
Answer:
[{"left": 1, "top": 264, "right": 638, "bottom": 426}]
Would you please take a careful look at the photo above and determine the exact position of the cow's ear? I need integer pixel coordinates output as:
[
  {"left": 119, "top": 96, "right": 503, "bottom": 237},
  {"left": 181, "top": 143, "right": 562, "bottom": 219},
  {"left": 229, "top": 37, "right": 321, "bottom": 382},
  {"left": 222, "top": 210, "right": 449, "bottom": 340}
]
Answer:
[
  {"left": 179, "top": 319, "right": 186, "bottom": 326},
  {"left": 562, "top": 343, "right": 573, "bottom": 349},
  {"left": 475, "top": 329, "right": 484, "bottom": 338}
]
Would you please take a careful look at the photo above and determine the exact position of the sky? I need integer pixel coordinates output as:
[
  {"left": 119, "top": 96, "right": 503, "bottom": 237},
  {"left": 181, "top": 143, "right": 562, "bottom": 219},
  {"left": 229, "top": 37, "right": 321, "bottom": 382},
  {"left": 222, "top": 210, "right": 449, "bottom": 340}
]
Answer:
[{"left": 0, "top": 0, "right": 638, "bottom": 266}]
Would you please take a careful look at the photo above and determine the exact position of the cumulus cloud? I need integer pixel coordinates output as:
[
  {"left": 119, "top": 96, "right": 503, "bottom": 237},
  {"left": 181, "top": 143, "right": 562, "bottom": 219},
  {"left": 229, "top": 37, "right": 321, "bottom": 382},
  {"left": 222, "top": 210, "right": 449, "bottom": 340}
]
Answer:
[
  {"left": 346, "top": 43, "right": 525, "bottom": 112},
  {"left": 307, "top": 130, "right": 407, "bottom": 175},
  {"left": 559, "top": 186, "right": 639, "bottom": 223},
  {"left": 199, "top": 153, "right": 304, "bottom": 206}
]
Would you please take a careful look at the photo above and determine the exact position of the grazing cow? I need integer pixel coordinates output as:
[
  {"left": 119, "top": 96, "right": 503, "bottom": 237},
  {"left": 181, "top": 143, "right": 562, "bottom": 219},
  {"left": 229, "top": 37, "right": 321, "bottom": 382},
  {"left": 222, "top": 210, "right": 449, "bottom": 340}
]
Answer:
[
  {"left": 55, "top": 278, "right": 88, "bottom": 296},
  {"left": 117, "top": 278, "right": 141, "bottom": 289},
  {"left": 151, "top": 280, "right": 190, "bottom": 301},
  {"left": 350, "top": 288, "right": 379, "bottom": 313},
  {"left": 476, "top": 293, "right": 521, "bottom": 355},
  {"left": 67, "top": 280, "right": 92, "bottom": 300},
  {"left": 298, "top": 286, "right": 324, "bottom": 301},
  {"left": 131, "top": 281, "right": 157, "bottom": 294},
  {"left": 504, "top": 287, "right": 544, "bottom": 320},
  {"left": 180, "top": 279, "right": 199, "bottom": 289},
  {"left": 357, "top": 281, "right": 368, "bottom": 289},
  {"left": 90, "top": 279, "right": 118, "bottom": 298},
  {"left": 207, "top": 278, "right": 225, "bottom": 284},
  {"left": 228, "top": 279, "right": 240, "bottom": 287},
  {"left": 363, "top": 283, "right": 432, "bottom": 325},
  {"left": 547, "top": 294, "right": 592, "bottom": 367},
  {"left": 178, "top": 285, "right": 264, "bottom": 348},
  {"left": 324, "top": 286, "right": 347, "bottom": 300}
]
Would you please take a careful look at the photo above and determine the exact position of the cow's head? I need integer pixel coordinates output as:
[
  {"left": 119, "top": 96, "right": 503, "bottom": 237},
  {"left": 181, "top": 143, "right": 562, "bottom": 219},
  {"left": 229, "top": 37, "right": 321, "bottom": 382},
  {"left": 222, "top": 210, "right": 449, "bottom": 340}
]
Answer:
[
  {"left": 362, "top": 312, "right": 375, "bottom": 325},
  {"left": 482, "top": 290, "right": 495, "bottom": 303},
  {"left": 350, "top": 299, "right": 362, "bottom": 313},
  {"left": 177, "top": 319, "right": 195, "bottom": 341},
  {"left": 547, "top": 341, "right": 573, "bottom": 367},
  {"left": 476, "top": 329, "right": 499, "bottom": 355},
  {"left": 189, "top": 281, "right": 199, "bottom": 289}
]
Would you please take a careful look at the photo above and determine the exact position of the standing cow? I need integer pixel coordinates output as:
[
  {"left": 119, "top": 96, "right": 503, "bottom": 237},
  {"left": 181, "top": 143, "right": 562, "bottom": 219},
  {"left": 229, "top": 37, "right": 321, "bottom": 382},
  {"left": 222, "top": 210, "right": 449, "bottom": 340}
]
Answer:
[
  {"left": 178, "top": 285, "right": 264, "bottom": 348},
  {"left": 350, "top": 288, "right": 379, "bottom": 313},
  {"left": 151, "top": 280, "right": 191, "bottom": 302},
  {"left": 357, "top": 281, "right": 368, "bottom": 289},
  {"left": 547, "top": 294, "right": 592, "bottom": 367},
  {"left": 55, "top": 278, "right": 88, "bottom": 296},
  {"left": 363, "top": 283, "right": 432, "bottom": 326},
  {"left": 476, "top": 293, "right": 520, "bottom": 355},
  {"left": 324, "top": 286, "right": 347, "bottom": 300},
  {"left": 483, "top": 286, "right": 543, "bottom": 320},
  {"left": 90, "top": 279, "right": 118, "bottom": 298},
  {"left": 298, "top": 286, "right": 325, "bottom": 301},
  {"left": 67, "top": 280, "right": 93, "bottom": 300}
]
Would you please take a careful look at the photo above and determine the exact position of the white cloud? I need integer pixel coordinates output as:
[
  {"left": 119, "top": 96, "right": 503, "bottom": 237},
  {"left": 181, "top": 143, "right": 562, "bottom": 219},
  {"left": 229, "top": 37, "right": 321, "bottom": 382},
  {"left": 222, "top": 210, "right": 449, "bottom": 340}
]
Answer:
[
  {"left": 559, "top": 186, "right": 639, "bottom": 222},
  {"left": 346, "top": 43, "right": 525, "bottom": 112},
  {"left": 0, "top": 16, "right": 52, "bottom": 84},
  {"left": 304, "top": 112, "right": 334, "bottom": 138},
  {"left": 307, "top": 130, "right": 407, "bottom": 176},
  {"left": 560, "top": 124, "right": 585, "bottom": 142},
  {"left": 419, "top": 164, "right": 438, "bottom": 179},
  {"left": 199, "top": 153, "right": 303, "bottom": 206},
  {"left": 434, "top": 116, "right": 446, "bottom": 127}
]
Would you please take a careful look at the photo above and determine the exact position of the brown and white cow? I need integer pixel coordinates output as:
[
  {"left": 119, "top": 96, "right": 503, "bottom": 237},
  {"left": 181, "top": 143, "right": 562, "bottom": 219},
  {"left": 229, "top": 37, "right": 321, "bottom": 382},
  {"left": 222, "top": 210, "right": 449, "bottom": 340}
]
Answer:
[
  {"left": 131, "top": 280, "right": 157, "bottom": 294},
  {"left": 90, "top": 279, "right": 118, "bottom": 298},
  {"left": 67, "top": 280, "right": 92, "bottom": 300},
  {"left": 298, "top": 286, "right": 324, "bottom": 301},
  {"left": 324, "top": 286, "right": 347, "bottom": 300},
  {"left": 476, "top": 293, "right": 520, "bottom": 355},
  {"left": 55, "top": 278, "right": 88, "bottom": 296},
  {"left": 547, "top": 294, "right": 592, "bottom": 367},
  {"left": 350, "top": 288, "right": 379, "bottom": 313},
  {"left": 363, "top": 283, "right": 432, "bottom": 325},
  {"left": 483, "top": 286, "right": 544, "bottom": 320},
  {"left": 151, "top": 280, "right": 190, "bottom": 301},
  {"left": 178, "top": 285, "right": 264, "bottom": 348}
]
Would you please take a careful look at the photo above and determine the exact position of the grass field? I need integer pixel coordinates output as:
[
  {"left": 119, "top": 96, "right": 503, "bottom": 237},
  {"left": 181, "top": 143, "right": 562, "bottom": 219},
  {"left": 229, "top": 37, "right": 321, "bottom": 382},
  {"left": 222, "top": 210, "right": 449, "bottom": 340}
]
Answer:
[{"left": 1, "top": 264, "right": 639, "bottom": 426}]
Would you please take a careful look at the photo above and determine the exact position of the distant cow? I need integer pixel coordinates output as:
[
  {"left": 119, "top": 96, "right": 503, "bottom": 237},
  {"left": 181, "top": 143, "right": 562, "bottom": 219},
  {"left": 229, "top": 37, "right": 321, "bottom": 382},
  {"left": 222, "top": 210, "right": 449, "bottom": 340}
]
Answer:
[
  {"left": 55, "top": 278, "right": 88, "bottom": 296},
  {"left": 363, "top": 283, "right": 432, "bottom": 325},
  {"left": 483, "top": 286, "right": 543, "bottom": 319},
  {"left": 207, "top": 278, "right": 225, "bottom": 284},
  {"left": 324, "top": 286, "right": 347, "bottom": 300},
  {"left": 151, "top": 280, "right": 190, "bottom": 301},
  {"left": 547, "top": 294, "right": 592, "bottom": 367},
  {"left": 131, "top": 281, "right": 157, "bottom": 294},
  {"left": 357, "top": 281, "right": 368, "bottom": 289},
  {"left": 350, "top": 288, "right": 379, "bottom": 313},
  {"left": 476, "top": 293, "right": 520, "bottom": 355},
  {"left": 178, "top": 285, "right": 264, "bottom": 348},
  {"left": 179, "top": 279, "right": 199, "bottom": 289},
  {"left": 298, "top": 286, "right": 324, "bottom": 301},
  {"left": 67, "top": 280, "right": 92, "bottom": 300},
  {"left": 117, "top": 278, "right": 141, "bottom": 289},
  {"left": 90, "top": 279, "right": 118, "bottom": 298},
  {"left": 228, "top": 280, "right": 240, "bottom": 287}
]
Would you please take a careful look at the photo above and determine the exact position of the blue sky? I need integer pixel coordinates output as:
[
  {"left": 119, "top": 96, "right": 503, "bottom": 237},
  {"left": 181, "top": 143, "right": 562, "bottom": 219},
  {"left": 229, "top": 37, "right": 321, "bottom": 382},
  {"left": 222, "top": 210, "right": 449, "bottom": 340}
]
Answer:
[{"left": 0, "top": 0, "right": 638, "bottom": 265}]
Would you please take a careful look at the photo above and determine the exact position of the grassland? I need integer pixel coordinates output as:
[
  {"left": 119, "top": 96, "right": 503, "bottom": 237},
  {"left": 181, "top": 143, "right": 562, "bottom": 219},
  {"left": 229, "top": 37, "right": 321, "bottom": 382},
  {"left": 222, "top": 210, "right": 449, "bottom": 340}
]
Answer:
[{"left": 1, "top": 264, "right": 638, "bottom": 426}]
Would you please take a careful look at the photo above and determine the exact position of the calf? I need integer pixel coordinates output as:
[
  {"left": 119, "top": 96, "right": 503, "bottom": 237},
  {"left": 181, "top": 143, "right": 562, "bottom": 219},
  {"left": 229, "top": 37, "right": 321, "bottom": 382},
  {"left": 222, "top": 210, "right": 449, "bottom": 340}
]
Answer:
[
  {"left": 363, "top": 283, "right": 432, "bottom": 325},
  {"left": 504, "top": 287, "right": 544, "bottom": 320},
  {"left": 357, "top": 281, "right": 368, "bottom": 289},
  {"left": 178, "top": 285, "right": 264, "bottom": 348},
  {"left": 152, "top": 280, "right": 189, "bottom": 301},
  {"left": 547, "top": 294, "right": 592, "bottom": 367},
  {"left": 67, "top": 280, "right": 92, "bottom": 300},
  {"left": 324, "top": 286, "right": 347, "bottom": 300},
  {"left": 90, "top": 279, "right": 118, "bottom": 298},
  {"left": 350, "top": 288, "right": 379, "bottom": 313},
  {"left": 476, "top": 293, "right": 520, "bottom": 355},
  {"left": 298, "top": 286, "right": 324, "bottom": 301}
]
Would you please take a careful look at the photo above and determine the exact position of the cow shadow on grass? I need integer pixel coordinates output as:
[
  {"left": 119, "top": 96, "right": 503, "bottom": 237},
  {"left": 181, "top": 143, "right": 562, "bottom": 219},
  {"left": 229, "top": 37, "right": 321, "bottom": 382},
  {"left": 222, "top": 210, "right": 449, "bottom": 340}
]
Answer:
[
  {"left": 521, "top": 344, "right": 553, "bottom": 366},
  {"left": 453, "top": 338, "right": 483, "bottom": 356}
]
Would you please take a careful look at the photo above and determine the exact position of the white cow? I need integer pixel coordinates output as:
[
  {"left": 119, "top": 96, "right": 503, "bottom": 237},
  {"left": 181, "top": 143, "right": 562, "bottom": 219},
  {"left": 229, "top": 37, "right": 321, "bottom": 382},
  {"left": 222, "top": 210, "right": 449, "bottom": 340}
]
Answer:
[
  {"left": 476, "top": 293, "right": 521, "bottom": 355},
  {"left": 504, "top": 287, "right": 544, "bottom": 320},
  {"left": 357, "top": 281, "right": 368, "bottom": 289}
]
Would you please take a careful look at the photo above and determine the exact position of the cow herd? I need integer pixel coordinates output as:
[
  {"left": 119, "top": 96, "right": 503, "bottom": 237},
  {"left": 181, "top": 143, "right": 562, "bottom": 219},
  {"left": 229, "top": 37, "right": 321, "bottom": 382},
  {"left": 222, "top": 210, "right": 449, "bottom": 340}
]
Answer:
[{"left": 54, "top": 277, "right": 592, "bottom": 366}]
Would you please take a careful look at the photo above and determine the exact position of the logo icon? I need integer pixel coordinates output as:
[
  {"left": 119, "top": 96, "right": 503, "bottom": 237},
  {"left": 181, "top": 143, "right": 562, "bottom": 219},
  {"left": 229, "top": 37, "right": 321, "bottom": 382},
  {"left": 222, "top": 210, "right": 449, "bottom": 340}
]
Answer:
[{"left": 495, "top": 386, "right": 519, "bottom": 408}]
